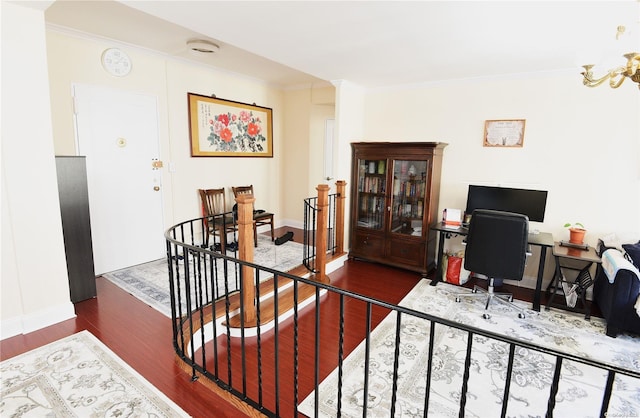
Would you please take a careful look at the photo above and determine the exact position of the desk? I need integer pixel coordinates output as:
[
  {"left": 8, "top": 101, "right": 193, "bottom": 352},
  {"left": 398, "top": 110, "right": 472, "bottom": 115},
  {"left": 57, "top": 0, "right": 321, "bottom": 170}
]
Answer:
[
  {"left": 545, "top": 243, "right": 601, "bottom": 319},
  {"left": 430, "top": 223, "right": 554, "bottom": 311}
]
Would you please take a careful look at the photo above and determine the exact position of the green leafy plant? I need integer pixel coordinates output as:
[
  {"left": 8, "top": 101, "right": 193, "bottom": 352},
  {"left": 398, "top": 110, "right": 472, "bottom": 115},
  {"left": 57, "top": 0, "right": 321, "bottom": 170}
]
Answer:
[{"left": 563, "top": 222, "right": 585, "bottom": 230}]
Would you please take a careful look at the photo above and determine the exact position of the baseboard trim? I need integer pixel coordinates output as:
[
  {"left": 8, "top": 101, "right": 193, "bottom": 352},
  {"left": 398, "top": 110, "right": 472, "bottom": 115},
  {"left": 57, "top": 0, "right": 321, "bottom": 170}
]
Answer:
[
  {"left": 276, "top": 219, "right": 304, "bottom": 230},
  {"left": 1, "top": 301, "right": 76, "bottom": 340}
]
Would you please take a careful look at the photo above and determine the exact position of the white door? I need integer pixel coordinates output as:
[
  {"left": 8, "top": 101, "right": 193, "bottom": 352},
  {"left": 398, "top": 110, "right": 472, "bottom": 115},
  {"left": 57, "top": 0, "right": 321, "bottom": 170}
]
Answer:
[{"left": 74, "top": 84, "right": 165, "bottom": 274}]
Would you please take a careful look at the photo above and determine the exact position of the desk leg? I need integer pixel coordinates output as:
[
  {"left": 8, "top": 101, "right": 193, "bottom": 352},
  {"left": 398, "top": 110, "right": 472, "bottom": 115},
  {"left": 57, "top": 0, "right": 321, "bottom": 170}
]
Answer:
[
  {"left": 431, "top": 231, "right": 445, "bottom": 286},
  {"left": 533, "top": 246, "right": 548, "bottom": 311},
  {"left": 545, "top": 256, "right": 562, "bottom": 310},
  {"left": 582, "top": 292, "right": 591, "bottom": 320}
]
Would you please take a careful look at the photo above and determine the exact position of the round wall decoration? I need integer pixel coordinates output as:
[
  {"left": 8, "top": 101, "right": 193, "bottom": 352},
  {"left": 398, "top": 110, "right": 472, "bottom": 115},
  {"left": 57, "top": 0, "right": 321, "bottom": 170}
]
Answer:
[{"left": 101, "top": 48, "right": 132, "bottom": 77}]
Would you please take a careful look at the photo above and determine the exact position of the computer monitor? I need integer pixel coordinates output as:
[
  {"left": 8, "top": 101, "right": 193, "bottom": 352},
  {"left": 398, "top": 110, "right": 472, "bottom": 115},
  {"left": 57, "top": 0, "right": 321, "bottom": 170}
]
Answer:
[{"left": 465, "top": 185, "right": 548, "bottom": 222}]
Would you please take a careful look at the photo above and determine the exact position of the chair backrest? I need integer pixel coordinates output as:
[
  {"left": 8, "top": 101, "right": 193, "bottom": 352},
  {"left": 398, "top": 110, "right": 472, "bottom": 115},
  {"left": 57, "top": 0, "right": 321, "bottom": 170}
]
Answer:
[
  {"left": 463, "top": 209, "right": 529, "bottom": 281},
  {"left": 199, "top": 188, "right": 227, "bottom": 216},
  {"left": 232, "top": 185, "right": 256, "bottom": 211},
  {"left": 231, "top": 185, "right": 254, "bottom": 198}
]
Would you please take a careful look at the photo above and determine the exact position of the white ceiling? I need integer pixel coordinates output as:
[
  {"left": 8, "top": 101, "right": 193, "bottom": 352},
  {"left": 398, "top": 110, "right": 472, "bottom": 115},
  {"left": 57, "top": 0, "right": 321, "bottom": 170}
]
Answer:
[{"left": 45, "top": 1, "right": 639, "bottom": 89}]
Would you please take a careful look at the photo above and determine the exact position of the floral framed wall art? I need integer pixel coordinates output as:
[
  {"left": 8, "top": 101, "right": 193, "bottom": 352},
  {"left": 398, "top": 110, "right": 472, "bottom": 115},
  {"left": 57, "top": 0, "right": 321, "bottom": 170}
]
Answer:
[{"left": 188, "top": 93, "right": 273, "bottom": 157}]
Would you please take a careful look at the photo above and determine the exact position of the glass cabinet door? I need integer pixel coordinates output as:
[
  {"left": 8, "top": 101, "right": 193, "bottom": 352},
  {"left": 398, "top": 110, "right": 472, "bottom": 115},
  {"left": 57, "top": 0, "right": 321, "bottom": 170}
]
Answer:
[
  {"left": 391, "top": 159, "right": 429, "bottom": 236},
  {"left": 355, "top": 158, "right": 387, "bottom": 231}
]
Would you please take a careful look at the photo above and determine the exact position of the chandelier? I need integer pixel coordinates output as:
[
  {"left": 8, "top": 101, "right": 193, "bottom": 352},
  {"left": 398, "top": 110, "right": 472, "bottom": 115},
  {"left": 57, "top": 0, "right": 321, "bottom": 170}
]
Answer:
[{"left": 581, "top": 25, "right": 640, "bottom": 90}]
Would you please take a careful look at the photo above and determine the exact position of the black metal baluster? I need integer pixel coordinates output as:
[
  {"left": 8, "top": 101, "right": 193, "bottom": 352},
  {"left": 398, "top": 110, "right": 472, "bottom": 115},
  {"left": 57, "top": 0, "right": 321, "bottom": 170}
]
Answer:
[
  {"left": 313, "top": 286, "right": 321, "bottom": 418},
  {"left": 500, "top": 343, "right": 516, "bottom": 418},
  {"left": 390, "top": 312, "right": 403, "bottom": 416},
  {"left": 239, "top": 262, "right": 247, "bottom": 397},
  {"left": 459, "top": 330, "right": 473, "bottom": 418},
  {"left": 337, "top": 294, "right": 346, "bottom": 416},
  {"left": 273, "top": 275, "right": 281, "bottom": 417},
  {"left": 256, "top": 269, "right": 263, "bottom": 408},
  {"left": 362, "top": 303, "right": 372, "bottom": 416},
  {"left": 423, "top": 321, "right": 435, "bottom": 417},
  {"left": 292, "top": 279, "right": 300, "bottom": 417},
  {"left": 600, "top": 370, "right": 615, "bottom": 417},
  {"left": 546, "top": 357, "right": 563, "bottom": 418}
]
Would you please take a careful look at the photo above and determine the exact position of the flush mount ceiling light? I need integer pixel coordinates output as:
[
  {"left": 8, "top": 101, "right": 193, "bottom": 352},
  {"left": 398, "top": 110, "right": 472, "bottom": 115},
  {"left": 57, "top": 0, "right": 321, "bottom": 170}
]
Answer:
[{"left": 187, "top": 39, "right": 220, "bottom": 54}]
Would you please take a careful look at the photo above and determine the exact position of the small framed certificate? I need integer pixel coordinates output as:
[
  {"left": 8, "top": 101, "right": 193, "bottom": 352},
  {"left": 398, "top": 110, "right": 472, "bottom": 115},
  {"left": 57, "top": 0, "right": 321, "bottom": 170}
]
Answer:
[{"left": 483, "top": 119, "right": 526, "bottom": 147}]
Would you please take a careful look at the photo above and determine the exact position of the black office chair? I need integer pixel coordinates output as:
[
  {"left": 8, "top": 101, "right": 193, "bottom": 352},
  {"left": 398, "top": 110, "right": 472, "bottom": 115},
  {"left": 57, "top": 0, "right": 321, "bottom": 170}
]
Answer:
[{"left": 455, "top": 209, "right": 530, "bottom": 319}]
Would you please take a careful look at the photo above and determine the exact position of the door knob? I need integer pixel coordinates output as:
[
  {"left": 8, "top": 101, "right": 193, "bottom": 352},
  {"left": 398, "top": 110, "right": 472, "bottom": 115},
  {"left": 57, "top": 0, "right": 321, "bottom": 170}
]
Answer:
[{"left": 153, "top": 186, "right": 160, "bottom": 191}]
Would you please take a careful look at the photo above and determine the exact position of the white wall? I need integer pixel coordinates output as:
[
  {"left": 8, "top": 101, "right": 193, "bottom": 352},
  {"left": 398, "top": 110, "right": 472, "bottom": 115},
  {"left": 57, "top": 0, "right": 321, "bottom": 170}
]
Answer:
[
  {"left": 45, "top": 30, "right": 286, "bottom": 243},
  {"left": 333, "top": 80, "right": 367, "bottom": 247},
  {"left": 163, "top": 60, "right": 284, "bottom": 227},
  {"left": 280, "top": 86, "right": 336, "bottom": 227},
  {"left": 1, "top": 16, "right": 291, "bottom": 337},
  {"left": 355, "top": 72, "right": 640, "bottom": 288},
  {"left": 362, "top": 73, "right": 639, "bottom": 242},
  {"left": 1, "top": 2, "right": 75, "bottom": 339},
  {"left": 281, "top": 88, "right": 312, "bottom": 225}
]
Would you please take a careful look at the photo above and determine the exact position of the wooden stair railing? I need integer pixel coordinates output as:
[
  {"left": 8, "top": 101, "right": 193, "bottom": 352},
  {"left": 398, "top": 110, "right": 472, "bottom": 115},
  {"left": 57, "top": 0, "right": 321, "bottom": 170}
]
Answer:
[
  {"left": 173, "top": 181, "right": 348, "bottom": 340},
  {"left": 174, "top": 180, "right": 349, "bottom": 344},
  {"left": 335, "top": 180, "right": 346, "bottom": 255},
  {"left": 235, "top": 193, "right": 256, "bottom": 323},
  {"left": 313, "top": 184, "right": 329, "bottom": 282}
]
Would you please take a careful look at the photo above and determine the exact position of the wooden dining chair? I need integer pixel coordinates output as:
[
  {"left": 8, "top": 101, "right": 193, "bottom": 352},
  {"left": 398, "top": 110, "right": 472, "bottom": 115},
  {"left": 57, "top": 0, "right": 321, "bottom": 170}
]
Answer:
[
  {"left": 199, "top": 188, "right": 237, "bottom": 251},
  {"left": 231, "top": 185, "right": 274, "bottom": 246}
]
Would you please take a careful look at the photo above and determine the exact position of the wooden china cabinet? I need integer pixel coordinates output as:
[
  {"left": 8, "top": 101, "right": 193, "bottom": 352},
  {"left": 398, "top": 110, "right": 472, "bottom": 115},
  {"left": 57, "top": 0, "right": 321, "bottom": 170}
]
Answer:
[{"left": 349, "top": 142, "right": 447, "bottom": 277}]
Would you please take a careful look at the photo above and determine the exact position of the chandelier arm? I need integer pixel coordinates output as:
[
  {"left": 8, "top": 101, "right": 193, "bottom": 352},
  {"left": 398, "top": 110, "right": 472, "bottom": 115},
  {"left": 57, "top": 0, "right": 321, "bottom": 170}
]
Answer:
[
  {"left": 608, "top": 72, "right": 626, "bottom": 88},
  {"left": 582, "top": 70, "right": 616, "bottom": 88},
  {"left": 581, "top": 48, "right": 640, "bottom": 90}
]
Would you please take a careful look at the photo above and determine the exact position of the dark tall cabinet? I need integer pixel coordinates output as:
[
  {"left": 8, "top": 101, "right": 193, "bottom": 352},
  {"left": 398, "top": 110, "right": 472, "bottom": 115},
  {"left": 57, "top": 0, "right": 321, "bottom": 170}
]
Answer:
[
  {"left": 55, "top": 156, "right": 97, "bottom": 302},
  {"left": 349, "top": 142, "right": 447, "bottom": 277}
]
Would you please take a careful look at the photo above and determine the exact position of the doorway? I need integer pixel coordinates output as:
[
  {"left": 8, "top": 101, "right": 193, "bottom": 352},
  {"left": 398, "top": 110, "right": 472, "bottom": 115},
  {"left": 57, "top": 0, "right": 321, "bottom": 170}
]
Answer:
[
  {"left": 73, "top": 84, "right": 165, "bottom": 275},
  {"left": 324, "top": 119, "right": 335, "bottom": 183}
]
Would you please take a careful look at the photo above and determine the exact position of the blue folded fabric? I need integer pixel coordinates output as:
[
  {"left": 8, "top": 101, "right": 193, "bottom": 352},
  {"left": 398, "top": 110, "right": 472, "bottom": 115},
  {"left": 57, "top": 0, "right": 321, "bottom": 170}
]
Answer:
[{"left": 602, "top": 249, "right": 640, "bottom": 283}]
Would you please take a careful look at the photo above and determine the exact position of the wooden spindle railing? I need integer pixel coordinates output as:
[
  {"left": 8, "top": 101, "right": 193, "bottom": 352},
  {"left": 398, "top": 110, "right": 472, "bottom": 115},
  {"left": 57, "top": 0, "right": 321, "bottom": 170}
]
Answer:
[
  {"left": 335, "top": 180, "right": 346, "bottom": 255},
  {"left": 314, "top": 184, "right": 330, "bottom": 282},
  {"left": 302, "top": 180, "right": 348, "bottom": 279},
  {"left": 234, "top": 180, "right": 347, "bottom": 321},
  {"left": 235, "top": 193, "right": 256, "bottom": 323}
]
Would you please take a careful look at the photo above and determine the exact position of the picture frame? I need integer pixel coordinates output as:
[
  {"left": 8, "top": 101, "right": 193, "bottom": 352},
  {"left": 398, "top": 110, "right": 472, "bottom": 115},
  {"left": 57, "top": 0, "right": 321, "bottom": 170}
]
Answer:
[
  {"left": 188, "top": 93, "right": 273, "bottom": 157},
  {"left": 483, "top": 119, "right": 526, "bottom": 147}
]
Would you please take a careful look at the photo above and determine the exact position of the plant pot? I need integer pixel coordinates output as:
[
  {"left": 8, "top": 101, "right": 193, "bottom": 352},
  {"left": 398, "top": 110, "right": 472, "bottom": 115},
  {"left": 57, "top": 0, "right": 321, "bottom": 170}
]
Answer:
[{"left": 568, "top": 227, "right": 586, "bottom": 244}]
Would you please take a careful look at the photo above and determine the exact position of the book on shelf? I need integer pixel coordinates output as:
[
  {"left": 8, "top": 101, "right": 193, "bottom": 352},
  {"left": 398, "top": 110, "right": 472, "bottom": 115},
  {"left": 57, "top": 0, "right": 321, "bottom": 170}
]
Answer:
[{"left": 362, "top": 176, "right": 385, "bottom": 194}]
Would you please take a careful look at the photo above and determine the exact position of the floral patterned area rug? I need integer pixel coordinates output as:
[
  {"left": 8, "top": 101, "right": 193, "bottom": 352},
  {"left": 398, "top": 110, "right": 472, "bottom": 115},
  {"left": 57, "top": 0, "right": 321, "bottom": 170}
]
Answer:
[
  {"left": 299, "top": 279, "right": 640, "bottom": 418},
  {"left": 102, "top": 234, "right": 304, "bottom": 318},
  {"left": 0, "top": 330, "right": 189, "bottom": 417}
]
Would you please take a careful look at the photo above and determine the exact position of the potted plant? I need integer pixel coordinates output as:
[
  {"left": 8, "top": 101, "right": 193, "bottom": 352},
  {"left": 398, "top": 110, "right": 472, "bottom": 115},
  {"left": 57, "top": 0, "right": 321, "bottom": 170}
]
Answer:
[{"left": 564, "top": 222, "right": 586, "bottom": 244}]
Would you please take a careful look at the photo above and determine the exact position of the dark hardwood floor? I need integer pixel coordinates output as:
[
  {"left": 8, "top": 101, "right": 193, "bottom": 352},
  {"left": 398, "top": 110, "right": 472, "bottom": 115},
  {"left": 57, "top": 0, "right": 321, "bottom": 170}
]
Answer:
[{"left": 0, "top": 226, "right": 602, "bottom": 417}]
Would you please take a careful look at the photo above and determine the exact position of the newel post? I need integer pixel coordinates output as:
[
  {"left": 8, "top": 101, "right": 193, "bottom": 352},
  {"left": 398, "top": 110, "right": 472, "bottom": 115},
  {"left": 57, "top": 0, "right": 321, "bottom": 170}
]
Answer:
[
  {"left": 236, "top": 194, "right": 256, "bottom": 323},
  {"left": 335, "top": 180, "right": 347, "bottom": 255},
  {"left": 314, "top": 184, "right": 330, "bottom": 282}
]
